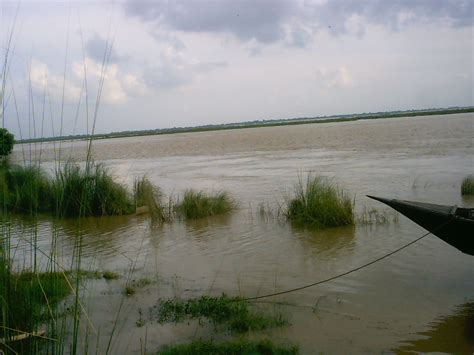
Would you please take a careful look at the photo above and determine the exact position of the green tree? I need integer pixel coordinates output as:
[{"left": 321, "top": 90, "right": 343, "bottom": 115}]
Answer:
[{"left": 0, "top": 128, "right": 14, "bottom": 159}]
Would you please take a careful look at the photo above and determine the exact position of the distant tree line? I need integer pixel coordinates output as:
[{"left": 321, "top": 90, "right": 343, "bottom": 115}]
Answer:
[{"left": 17, "top": 106, "right": 474, "bottom": 144}]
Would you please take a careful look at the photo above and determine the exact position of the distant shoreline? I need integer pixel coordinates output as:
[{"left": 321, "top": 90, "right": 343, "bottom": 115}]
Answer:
[{"left": 18, "top": 106, "right": 474, "bottom": 144}]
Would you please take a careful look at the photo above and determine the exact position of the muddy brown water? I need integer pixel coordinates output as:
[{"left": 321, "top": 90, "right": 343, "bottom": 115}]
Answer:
[{"left": 10, "top": 113, "right": 474, "bottom": 353}]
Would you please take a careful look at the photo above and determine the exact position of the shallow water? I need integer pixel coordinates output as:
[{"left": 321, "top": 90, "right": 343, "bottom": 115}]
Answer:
[{"left": 10, "top": 113, "right": 474, "bottom": 353}]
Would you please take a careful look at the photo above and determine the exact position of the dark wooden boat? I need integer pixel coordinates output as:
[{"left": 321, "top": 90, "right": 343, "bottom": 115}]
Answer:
[{"left": 367, "top": 195, "right": 474, "bottom": 256}]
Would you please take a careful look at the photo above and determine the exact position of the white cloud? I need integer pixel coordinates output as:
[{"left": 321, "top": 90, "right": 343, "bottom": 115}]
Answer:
[
  {"left": 30, "top": 57, "right": 147, "bottom": 105},
  {"left": 74, "top": 58, "right": 148, "bottom": 104},
  {"left": 315, "top": 66, "right": 353, "bottom": 89},
  {"left": 30, "top": 59, "right": 82, "bottom": 102}
]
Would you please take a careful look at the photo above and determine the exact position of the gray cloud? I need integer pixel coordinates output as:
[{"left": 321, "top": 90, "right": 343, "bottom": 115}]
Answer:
[
  {"left": 286, "top": 24, "right": 313, "bottom": 48},
  {"left": 143, "top": 60, "right": 228, "bottom": 90},
  {"left": 85, "top": 34, "right": 122, "bottom": 63},
  {"left": 313, "top": 0, "right": 473, "bottom": 35},
  {"left": 125, "top": 0, "right": 297, "bottom": 43},
  {"left": 125, "top": 0, "right": 472, "bottom": 46},
  {"left": 194, "top": 61, "right": 228, "bottom": 73},
  {"left": 143, "top": 63, "right": 190, "bottom": 90}
]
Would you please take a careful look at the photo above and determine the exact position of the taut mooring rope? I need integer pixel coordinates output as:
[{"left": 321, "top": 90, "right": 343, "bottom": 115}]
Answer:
[{"left": 241, "top": 218, "right": 453, "bottom": 301}]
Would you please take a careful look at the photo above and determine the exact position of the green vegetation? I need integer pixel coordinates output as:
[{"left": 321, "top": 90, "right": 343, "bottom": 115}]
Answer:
[
  {"left": 102, "top": 271, "right": 120, "bottom": 280},
  {"left": 124, "top": 285, "right": 136, "bottom": 296},
  {"left": 53, "top": 162, "right": 134, "bottom": 217},
  {"left": 0, "top": 266, "right": 71, "bottom": 340},
  {"left": 71, "top": 269, "right": 120, "bottom": 280},
  {"left": 134, "top": 176, "right": 172, "bottom": 222},
  {"left": 0, "top": 128, "right": 14, "bottom": 159},
  {"left": 0, "top": 160, "right": 136, "bottom": 217},
  {"left": 0, "top": 161, "right": 238, "bottom": 223},
  {"left": 461, "top": 175, "right": 474, "bottom": 195},
  {"left": 0, "top": 161, "right": 130, "bottom": 217},
  {"left": 285, "top": 175, "right": 354, "bottom": 228},
  {"left": 174, "top": 190, "right": 235, "bottom": 220},
  {"left": 155, "top": 294, "right": 287, "bottom": 333},
  {"left": 0, "top": 163, "right": 52, "bottom": 214},
  {"left": 124, "top": 277, "right": 153, "bottom": 296},
  {"left": 159, "top": 339, "right": 299, "bottom": 355}
]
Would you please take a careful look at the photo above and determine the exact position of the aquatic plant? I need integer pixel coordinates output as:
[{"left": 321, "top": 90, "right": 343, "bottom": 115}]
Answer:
[
  {"left": 174, "top": 190, "right": 235, "bottom": 220},
  {"left": 0, "top": 163, "right": 52, "bottom": 214},
  {"left": 159, "top": 339, "right": 299, "bottom": 355},
  {"left": 285, "top": 175, "right": 354, "bottom": 228},
  {"left": 134, "top": 176, "right": 172, "bottom": 222},
  {"left": 461, "top": 175, "right": 474, "bottom": 195},
  {"left": 0, "top": 161, "right": 137, "bottom": 217},
  {"left": 0, "top": 14, "right": 138, "bottom": 355},
  {"left": 52, "top": 162, "right": 134, "bottom": 217},
  {"left": 0, "top": 265, "right": 71, "bottom": 345},
  {"left": 102, "top": 271, "right": 120, "bottom": 280},
  {"left": 155, "top": 294, "right": 287, "bottom": 333},
  {"left": 124, "top": 277, "right": 152, "bottom": 296}
]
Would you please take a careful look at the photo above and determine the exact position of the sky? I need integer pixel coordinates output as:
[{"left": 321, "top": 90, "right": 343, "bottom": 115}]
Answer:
[{"left": 1, "top": 0, "right": 473, "bottom": 139}]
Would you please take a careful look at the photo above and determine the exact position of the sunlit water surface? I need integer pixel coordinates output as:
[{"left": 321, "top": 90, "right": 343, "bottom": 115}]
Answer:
[{"left": 10, "top": 113, "right": 474, "bottom": 353}]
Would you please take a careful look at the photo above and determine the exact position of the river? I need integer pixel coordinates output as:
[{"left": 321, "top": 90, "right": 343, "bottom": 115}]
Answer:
[{"left": 11, "top": 113, "right": 474, "bottom": 353}]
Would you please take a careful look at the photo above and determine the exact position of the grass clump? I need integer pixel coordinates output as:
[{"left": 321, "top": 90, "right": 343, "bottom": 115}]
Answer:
[
  {"left": 124, "top": 277, "right": 153, "bottom": 296},
  {"left": 461, "top": 175, "right": 474, "bottom": 195},
  {"left": 124, "top": 285, "right": 136, "bottom": 296},
  {"left": 102, "top": 271, "right": 119, "bottom": 280},
  {"left": 134, "top": 176, "right": 172, "bottom": 222},
  {"left": 285, "top": 175, "right": 354, "bottom": 228},
  {"left": 53, "top": 162, "right": 134, "bottom": 217},
  {"left": 0, "top": 161, "right": 138, "bottom": 217},
  {"left": 174, "top": 190, "right": 235, "bottom": 220},
  {"left": 159, "top": 339, "right": 298, "bottom": 355},
  {"left": 155, "top": 294, "right": 287, "bottom": 333},
  {"left": 0, "top": 163, "right": 52, "bottom": 214},
  {"left": 71, "top": 269, "right": 119, "bottom": 280},
  {"left": 0, "top": 266, "right": 71, "bottom": 339}
]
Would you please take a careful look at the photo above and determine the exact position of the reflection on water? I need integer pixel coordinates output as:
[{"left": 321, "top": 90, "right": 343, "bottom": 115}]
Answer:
[
  {"left": 395, "top": 302, "right": 474, "bottom": 354},
  {"left": 292, "top": 225, "right": 356, "bottom": 258},
  {"left": 183, "top": 214, "right": 233, "bottom": 239}
]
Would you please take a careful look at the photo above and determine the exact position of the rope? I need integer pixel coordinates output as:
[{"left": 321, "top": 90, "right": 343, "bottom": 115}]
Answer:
[{"left": 241, "top": 218, "right": 453, "bottom": 301}]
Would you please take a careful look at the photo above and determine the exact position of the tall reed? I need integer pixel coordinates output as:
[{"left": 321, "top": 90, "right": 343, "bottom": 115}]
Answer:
[{"left": 0, "top": 10, "right": 129, "bottom": 354}]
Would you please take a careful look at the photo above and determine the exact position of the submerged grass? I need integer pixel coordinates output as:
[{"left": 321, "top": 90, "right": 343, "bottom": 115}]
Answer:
[
  {"left": 357, "top": 207, "right": 399, "bottom": 225},
  {"left": 159, "top": 339, "right": 299, "bottom": 355},
  {"left": 124, "top": 277, "right": 153, "bottom": 296},
  {"left": 285, "top": 175, "right": 354, "bottom": 228},
  {"left": 174, "top": 190, "right": 235, "bottom": 220},
  {"left": 461, "top": 175, "right": 474, "bottom": 195},
  {"left": 155, "top": 294, "right": 287, "bottom": 334}
]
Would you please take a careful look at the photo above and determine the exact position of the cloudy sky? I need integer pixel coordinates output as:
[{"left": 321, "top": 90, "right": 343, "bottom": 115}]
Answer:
[{"left": 1, "top": 0, "right": 472, "bottom": 139}]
